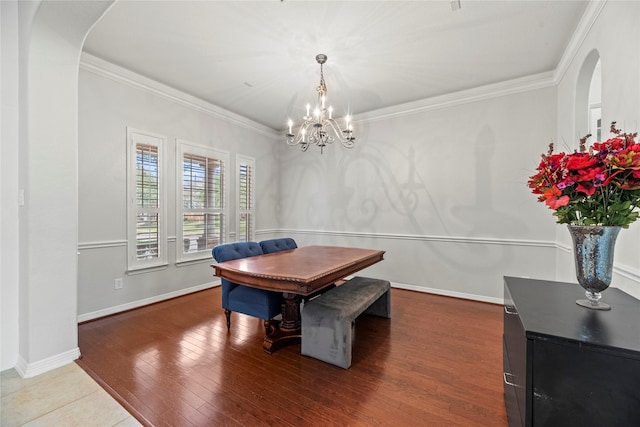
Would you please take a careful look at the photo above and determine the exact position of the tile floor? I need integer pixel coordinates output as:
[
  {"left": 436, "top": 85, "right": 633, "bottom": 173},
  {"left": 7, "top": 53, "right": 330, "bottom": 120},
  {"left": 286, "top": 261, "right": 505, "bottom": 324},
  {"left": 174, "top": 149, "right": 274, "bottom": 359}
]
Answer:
[{"left": 1, "top": 362, "right": 141, "bottom": 427}]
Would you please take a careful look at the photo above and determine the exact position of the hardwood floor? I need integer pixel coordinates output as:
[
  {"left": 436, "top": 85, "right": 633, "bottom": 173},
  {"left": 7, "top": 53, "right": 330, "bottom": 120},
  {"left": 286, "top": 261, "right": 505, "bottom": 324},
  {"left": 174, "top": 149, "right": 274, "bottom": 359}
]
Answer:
[{"left": 77, "top": 287, "right": 508, "bottom": 427}]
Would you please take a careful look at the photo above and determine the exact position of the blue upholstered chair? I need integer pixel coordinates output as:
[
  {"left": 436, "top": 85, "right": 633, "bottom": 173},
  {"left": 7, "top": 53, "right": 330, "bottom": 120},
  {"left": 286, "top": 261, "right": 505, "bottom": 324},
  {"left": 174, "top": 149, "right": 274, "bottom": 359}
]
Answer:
[
  {"left": 212, "top": 242, "right": 283, "bottom": 330},
  {"left": 259, "top": 237, "right": 298, "bottom": 254}
]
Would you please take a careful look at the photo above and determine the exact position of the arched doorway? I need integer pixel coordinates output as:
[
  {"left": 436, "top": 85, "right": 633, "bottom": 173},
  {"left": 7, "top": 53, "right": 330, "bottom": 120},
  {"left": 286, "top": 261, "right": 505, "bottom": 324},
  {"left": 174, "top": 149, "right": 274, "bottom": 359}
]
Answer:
[
  {"left": 575, "top": 49, "right": 601, "bottom": 142},
  {"left": 15, "top": 0, "right": 114, "bottom": 376}
]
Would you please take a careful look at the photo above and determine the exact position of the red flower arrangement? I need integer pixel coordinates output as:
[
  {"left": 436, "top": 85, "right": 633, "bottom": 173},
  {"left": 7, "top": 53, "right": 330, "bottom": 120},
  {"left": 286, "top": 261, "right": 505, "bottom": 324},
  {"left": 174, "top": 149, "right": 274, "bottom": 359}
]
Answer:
[{"left": 528, "top": 122, "right": 640, "bottom": 228}]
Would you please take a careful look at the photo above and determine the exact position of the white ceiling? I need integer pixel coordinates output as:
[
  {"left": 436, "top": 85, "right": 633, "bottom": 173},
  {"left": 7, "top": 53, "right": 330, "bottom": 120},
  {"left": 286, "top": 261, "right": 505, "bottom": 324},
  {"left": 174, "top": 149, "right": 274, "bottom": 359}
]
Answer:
[{"left": 83, "top": 0, "right": 588, "bottom": 131}]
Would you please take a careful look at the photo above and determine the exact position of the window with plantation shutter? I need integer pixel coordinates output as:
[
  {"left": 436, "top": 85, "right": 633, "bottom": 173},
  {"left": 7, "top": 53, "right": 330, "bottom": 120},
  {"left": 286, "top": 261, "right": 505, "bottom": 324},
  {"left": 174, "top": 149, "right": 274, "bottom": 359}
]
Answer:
[
  {"left": 236, "top": 155, "right": 255, "bottom": 242},
  {"left": 127, "top": 128, "right": 167, "bottom": 270},
  {"left": 178, "top": 141, "right": 228, "bottom": 261}
]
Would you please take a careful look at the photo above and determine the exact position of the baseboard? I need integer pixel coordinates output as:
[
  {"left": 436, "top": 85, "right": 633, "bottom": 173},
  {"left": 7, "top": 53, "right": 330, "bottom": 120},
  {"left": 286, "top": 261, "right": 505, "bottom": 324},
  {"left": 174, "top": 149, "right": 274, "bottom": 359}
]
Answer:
[
  {"left": 391, "top": 281, "right": 504, "bottom": 305},
  {"left": 77, "top": 281, "right": 220, "bottom": 323},
  {"left": 341, "top": 273, "right": 503, "bottom": 305},
  {"left": 14, "top": 348, "right": 81, "bottom": 378}
]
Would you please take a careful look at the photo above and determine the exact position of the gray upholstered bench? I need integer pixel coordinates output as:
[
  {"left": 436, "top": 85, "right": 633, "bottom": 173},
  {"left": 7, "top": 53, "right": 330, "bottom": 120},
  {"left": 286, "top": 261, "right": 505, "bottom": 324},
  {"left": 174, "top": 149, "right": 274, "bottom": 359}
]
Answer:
[{"left": 301, "top": 276, "right": 391, "bottom": 368}]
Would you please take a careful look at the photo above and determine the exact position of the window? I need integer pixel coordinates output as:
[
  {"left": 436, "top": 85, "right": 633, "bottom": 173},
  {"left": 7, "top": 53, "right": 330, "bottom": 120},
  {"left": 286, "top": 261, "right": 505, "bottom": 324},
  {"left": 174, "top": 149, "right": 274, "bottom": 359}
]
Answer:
[
  {"left": 127, "top": 128, "right": 167, "bottom": 270},
  {"left": 178, "top": 140, "right": 228, "bottom": 261},
  {"left": 236, "top": 155, "right": 255, "bottom": 242}
]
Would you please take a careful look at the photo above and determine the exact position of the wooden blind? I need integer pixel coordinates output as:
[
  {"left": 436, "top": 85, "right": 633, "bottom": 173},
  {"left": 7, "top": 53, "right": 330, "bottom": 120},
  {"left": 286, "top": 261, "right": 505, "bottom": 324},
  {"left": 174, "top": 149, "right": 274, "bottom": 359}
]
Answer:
[
  {"left": 182, "top": 153, "right": 224, "bottom": 254},
  {"left": 135, "top": 144, "right": 159, "bottom": 260},
  {"left": 237, "top": 161, "right": 253, "bottom": 242}
]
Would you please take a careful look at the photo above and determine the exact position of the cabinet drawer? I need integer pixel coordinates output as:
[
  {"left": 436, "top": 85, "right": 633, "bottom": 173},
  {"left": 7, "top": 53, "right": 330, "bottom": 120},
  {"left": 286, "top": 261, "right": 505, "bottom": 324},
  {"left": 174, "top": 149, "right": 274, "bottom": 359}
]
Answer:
[
  {"left": 503, "top": 284, "right": 527, "bottom": 426},
  {"left": 503, "top": 337, "right": 522, "bottom": 427}
]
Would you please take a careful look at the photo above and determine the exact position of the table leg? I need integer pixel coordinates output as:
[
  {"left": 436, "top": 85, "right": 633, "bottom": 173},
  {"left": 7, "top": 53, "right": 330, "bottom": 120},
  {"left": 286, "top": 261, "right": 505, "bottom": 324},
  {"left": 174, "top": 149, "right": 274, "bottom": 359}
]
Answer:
[
  {"left": 281, "top": 292, "right": 301, "bottom": 330},
  {"left": 263, "top": 292, "right": 301, "bottom": 354}
]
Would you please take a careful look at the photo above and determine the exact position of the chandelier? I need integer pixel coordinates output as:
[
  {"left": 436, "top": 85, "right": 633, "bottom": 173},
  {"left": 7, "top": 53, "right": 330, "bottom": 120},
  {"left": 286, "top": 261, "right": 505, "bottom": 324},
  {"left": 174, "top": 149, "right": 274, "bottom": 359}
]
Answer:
[{"left": 286, "top": 54, "right": 355, "bottom": 154}]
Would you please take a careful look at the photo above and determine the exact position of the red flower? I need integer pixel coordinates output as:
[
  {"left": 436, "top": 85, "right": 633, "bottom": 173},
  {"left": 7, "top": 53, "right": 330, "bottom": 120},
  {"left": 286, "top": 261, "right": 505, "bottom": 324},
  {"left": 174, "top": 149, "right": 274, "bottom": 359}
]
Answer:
[
  {"left": 529, "top": 122, "right": 640, "bottom": 227},
  {"left": 566, "top": 153, "right": 598, "bottom": 170},
  {"left": 575, "top": 182, "right": 596, "bottom": 196},
  {"left": 573, "top": 166, "right": 603, "bottom": 182},
  {"left": 607, "top": 149, "right": 640, "bottom": 169},
  {"left": 543, "top": 186, "right": 570, "bottom": 209},
  {"left": 593, "top": 137, "right": 626, "bottom": 151}
]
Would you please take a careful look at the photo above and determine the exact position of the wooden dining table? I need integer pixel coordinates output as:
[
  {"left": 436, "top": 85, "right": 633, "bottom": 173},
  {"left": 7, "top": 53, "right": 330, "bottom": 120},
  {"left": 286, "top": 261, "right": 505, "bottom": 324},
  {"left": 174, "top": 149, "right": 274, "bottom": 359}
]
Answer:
[{"left": 212, "top": 245, "right": 385, "bottom": 353}]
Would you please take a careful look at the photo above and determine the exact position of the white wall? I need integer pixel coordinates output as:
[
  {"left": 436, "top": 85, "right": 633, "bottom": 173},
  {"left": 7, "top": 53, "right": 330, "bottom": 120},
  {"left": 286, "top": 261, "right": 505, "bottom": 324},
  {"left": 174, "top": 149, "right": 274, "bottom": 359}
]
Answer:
[
  {"left": 77, "top": 56, "right": 280, "bottom": 319},
  {"left": 277, "top": 0, "right": 640, "bottom": 304},
  {"left": 278, "top": 82, "right": 559, "bottom": 302},
  {"left": 1, "top": 0, "right": 23, "bottom": 371},
  {"left": 555, "top": 0, "right": 640, "bottom": 299}
]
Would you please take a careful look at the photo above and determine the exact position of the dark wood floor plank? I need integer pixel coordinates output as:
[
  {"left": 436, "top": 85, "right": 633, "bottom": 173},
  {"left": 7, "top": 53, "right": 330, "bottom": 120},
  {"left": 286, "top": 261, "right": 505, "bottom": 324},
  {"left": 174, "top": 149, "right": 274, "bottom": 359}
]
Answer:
[{"left": 77, "top": 287, "right": 508, "bottom": 427}]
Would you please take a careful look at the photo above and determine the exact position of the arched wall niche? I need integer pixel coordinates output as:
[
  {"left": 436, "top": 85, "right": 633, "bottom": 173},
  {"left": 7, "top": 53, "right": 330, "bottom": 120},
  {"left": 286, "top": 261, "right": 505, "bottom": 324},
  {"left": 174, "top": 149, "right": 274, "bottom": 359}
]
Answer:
[{"left": 575, "top": 49, "right": 601, "bottom": 144}]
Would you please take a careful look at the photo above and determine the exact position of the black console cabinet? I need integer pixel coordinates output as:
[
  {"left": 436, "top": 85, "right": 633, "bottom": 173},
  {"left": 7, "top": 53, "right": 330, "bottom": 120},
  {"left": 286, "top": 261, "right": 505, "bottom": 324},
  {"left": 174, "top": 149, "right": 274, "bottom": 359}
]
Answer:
[{"left": 503, "top": 276, "right": 640, "bottom": 427}]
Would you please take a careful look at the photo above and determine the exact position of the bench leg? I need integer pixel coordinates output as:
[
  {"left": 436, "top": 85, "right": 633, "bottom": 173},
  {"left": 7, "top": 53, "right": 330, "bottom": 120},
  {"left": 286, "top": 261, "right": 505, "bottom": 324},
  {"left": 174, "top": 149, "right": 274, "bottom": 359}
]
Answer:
[
  {"left": 302, "top": 316, "right": 353, "bottom": 369},
  {"left": 364, "top": 289, "right": 391, "bottom": 318}
]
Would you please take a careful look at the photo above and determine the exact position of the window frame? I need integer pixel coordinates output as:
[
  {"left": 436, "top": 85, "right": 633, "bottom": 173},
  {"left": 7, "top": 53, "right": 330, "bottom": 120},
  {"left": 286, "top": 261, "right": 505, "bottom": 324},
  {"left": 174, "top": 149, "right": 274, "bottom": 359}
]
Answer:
[
  {"left": 176, "top": 139, "right": 229, "bottom": 262},
  {"left": 126, "top": 127, "right": 168, "bottom": 271},
  {"left": 236, "top": 154, "right": 256, "bottom": 242}
]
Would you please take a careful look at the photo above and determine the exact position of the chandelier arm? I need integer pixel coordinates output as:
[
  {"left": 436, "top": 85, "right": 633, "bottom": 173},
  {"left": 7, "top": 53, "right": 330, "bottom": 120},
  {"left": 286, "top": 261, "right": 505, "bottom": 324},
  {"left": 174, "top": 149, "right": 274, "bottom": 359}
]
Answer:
[
  {"left": 341, "top": 140, "right": 356, "bottom": 149},
  {"left": 340, "top": 134, "right": 356, "bottom": 149},
  {"left": 325, "top": 118, "right": 355, "bottom": 148},
  {"left": 324, "top": 119, "right": 346, "bottom": 141},
  {"left": 307, "top": 126, "right": 320, "bottom": 144},
  {"left": 286, "top": 121, "right": 312, "bottom": 146}
]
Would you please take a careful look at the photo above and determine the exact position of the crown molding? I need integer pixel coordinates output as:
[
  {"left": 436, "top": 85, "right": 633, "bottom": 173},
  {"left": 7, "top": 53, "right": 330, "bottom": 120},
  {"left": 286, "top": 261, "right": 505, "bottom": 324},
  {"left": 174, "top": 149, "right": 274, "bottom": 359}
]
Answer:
[
  {"left": 355, "top": 71, "right": 556, "bottom": 124},
  {"left": 553, "top": 0, "right": 607, "bottom": 84},
  {"left": 79, "top": 52, "right": 279, "bottom": 139}
]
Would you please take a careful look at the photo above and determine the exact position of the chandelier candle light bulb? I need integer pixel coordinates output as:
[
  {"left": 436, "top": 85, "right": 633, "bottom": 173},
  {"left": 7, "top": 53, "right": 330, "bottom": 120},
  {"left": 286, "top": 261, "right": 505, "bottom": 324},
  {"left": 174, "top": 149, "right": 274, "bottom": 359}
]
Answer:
[{"left": 286, "top": 54, "right": 356, "bottom": 154}]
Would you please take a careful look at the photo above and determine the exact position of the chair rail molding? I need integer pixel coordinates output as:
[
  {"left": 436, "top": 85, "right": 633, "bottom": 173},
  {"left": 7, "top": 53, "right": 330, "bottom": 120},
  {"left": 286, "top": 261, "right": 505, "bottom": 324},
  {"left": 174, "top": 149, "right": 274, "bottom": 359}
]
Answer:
[{"left": 271, "top": 228, "right": 555, "bottom": 248}]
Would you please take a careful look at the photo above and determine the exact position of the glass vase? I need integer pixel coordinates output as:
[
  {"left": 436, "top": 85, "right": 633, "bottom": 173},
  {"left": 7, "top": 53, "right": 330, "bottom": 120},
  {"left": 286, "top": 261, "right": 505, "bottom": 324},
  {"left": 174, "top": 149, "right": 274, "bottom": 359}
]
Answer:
[{"left": 567, "top": 224, "right": 621, "bottom": 311}]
